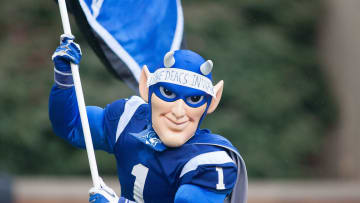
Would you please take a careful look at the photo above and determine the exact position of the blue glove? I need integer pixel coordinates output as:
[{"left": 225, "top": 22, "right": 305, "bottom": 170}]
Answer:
[
  {"left": 88, "top": 178, "right": 135, "bottom": 203},
  {"left": 52, "top": 34, "right": 82, "bottom": 71},
  {"left": 89, "top": 178, "right": 119, "bottom": 203},
  {"left": 51, "top": 34, "right": 82, "bottom": 88},
  {"left": 89, "top": 193, "right": 133, "bottom": 203}
]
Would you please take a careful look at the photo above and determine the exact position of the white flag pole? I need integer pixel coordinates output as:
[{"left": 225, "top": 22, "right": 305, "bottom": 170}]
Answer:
[{"left": 57, "top": 0, "right": 100, "bottom": 188}]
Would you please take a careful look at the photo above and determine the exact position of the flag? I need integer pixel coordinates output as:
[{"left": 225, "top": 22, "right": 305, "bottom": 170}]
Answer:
[{"left": 66, "top": 0, "right": 185, "bottom": 91}]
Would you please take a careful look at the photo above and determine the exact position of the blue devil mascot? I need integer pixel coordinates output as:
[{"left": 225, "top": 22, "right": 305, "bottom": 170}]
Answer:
[{"left": 49, "top": 35, "right": 247, "bottom": 202}]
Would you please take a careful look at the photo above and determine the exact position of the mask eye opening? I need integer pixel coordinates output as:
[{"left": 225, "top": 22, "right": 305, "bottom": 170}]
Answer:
[
  {"left": 185, "top": 95, "right": 205, "bottom": 107},
  {"left": 159, "top": 86, "right": 176, "bottom": 99}
]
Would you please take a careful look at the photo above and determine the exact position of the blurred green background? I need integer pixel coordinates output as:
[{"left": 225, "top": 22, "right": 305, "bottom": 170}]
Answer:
[{"left": 0, "top": 0, "right": 337, "bottom": 179}]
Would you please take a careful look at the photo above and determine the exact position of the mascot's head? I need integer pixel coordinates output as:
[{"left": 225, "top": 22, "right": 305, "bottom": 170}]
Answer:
[{"left": 139, "top": 50, "right": 224, "bottom": 147}]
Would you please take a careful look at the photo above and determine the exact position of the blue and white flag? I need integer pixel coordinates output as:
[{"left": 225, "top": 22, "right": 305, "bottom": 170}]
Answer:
[{"left": 66, "top": 0, "right": 185, "bottom": 90}]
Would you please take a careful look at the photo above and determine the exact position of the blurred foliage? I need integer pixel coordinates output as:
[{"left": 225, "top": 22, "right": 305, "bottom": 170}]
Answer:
[{"left": 0, "top": 0, "right": 336, "bottom": 179}]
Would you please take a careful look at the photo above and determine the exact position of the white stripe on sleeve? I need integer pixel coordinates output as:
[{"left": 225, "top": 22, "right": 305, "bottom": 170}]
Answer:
[
  {"left": 115, "top": 96, "right": 145, "bottom": 141},
  {"left": 180, "top": 151, "right": 234, "bottom": 178}
]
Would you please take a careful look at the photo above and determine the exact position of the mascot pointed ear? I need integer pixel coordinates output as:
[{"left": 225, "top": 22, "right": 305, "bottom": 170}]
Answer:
[
  {"left": 207, "top": 80, "right": 224, "bottom": 114},
  {"left": 139, "top": 65, "right": 150, "bottom": 102}
]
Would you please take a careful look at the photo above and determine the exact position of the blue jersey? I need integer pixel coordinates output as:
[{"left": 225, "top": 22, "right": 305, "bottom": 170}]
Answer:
[{"left": 49, "top": 86, "right": 247, "bottom": 203}]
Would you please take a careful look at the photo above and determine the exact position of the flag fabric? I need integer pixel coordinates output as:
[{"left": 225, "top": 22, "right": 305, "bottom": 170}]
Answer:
[{"left": 66, "top": 0, "right": 185, "bottom": 91}]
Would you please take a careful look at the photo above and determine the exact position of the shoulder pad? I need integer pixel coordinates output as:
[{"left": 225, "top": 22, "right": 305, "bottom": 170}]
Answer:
[
  {"left": 105, "top": 99, "right": 127, "bottom": 121},
  {"left": 179, "top": 150, "right": 237, "bottom": 193}
]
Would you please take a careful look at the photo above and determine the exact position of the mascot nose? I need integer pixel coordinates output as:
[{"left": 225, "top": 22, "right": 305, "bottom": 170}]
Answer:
[{"left": 171, "top": 99, "right": 186, "bottom": 118}]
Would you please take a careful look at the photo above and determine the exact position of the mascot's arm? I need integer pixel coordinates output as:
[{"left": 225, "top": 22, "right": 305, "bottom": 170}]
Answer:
[
  {"left": 49, "top": 86, "right": 111, "bottom": 151},
  {"left": 49, "top": 34, "right": 111, "bottom": 152},
  {"left": 174, "top": 184, "right": 227, "bottom": 203}
]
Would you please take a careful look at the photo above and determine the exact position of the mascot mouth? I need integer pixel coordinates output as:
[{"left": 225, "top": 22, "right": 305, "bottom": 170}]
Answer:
[{"left": 164, "top": 116, "right": 189, "bottom": 129}]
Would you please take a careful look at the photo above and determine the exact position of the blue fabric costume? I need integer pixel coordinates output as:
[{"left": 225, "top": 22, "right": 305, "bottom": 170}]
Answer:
[{"left": 49, "top": 37, "right": 247, "bottom": 203}]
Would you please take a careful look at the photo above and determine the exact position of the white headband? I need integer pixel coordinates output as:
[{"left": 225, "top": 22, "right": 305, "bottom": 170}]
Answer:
[{"left": 147, "top": 68, "right": 215, "bottom": 97}]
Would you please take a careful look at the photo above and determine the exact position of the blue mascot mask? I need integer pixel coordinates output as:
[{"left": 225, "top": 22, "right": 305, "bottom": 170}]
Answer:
[{"left": 146, "top": 49, "right": 216, "bottom": 129}]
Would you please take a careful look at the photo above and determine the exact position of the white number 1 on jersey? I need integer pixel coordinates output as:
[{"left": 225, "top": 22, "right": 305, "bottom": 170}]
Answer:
[
  {"left": 131, "top": 164, "right": 149, "bottom": 203},
  {"left": 216, "top": 167, "right": 225, "bottom": 190},
  {"left": 131, "top": 164, "right": 226, "bottom": 201}
]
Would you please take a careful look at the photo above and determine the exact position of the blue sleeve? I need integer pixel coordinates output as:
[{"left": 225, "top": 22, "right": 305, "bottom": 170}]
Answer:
[
  {"left": 174, "top": 184, "right": 226, "bottom": 203},
  {"left": 48, "top": 84, "right": 113, "bottom": 153},
  {"left": 180, "top": 163, "right": 237, "bottom": 194}
]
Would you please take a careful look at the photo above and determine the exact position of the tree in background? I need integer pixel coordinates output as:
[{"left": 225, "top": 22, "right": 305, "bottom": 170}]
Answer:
[{"left": 0, "top": 0, "right": 336, "bottom": 178}]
